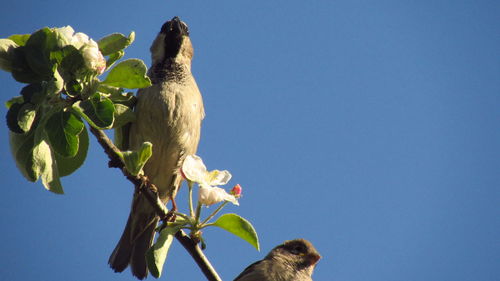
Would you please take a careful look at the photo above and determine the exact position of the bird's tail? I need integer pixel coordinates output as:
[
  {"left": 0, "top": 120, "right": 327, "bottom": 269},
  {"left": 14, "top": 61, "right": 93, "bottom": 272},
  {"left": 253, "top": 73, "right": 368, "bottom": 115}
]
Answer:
[{"left": 109, "top": 193, "right": 159, "bottom": 280}]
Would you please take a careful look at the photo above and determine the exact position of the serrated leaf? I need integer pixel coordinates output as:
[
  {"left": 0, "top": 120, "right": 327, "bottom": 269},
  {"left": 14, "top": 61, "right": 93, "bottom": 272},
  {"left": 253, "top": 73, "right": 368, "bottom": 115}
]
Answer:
[
  {"left": 17, "top": 103, "right": 36, "bottom": 133},
  {"left": 8, "top": 34, "right": 31, "bottom": 46},
  {"left": 112, "top": 103, "right": 135, "bottom": 129},
  {"left": 46, "top": 111, "right": 84, "bottom": 158},
  {"left": 72, "top": 93, "right": 115, "bottom": 129},
  {"left": 213, "top": 213, "right": 260, "bottom": 251},
  {"left": 54, "top": 125, "right": 89, "bottom": 177},
  {"left": 98, "top": 32, "right": 134, "bottom": 56},
  {"left": 103, "top": 59, "right": 151, "bottom": 89},
  {"left": 146, "top": 225, "right": 181, "bottom": 278},
  {"left": 122, "top": 142, "right": 152, "bottom": 176}
]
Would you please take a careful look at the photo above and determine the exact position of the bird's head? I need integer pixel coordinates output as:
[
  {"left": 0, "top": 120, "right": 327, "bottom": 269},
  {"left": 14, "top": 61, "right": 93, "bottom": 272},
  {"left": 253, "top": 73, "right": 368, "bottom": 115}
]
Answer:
[
  {"left": 268, "top": 239, "right": 321, "bottom": 275},
  {"left": 150, "top": 16, "right": 193, "bottom": 67}
]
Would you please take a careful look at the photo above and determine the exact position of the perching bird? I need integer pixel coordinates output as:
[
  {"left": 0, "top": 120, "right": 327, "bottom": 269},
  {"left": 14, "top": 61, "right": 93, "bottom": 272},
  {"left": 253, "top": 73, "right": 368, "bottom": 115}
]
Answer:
[
  {"left": 233, "top": 239, "right": 321, "bottom": 281},
  {"left": 108, "top": 17, "right": 205, "bottom": 279}
]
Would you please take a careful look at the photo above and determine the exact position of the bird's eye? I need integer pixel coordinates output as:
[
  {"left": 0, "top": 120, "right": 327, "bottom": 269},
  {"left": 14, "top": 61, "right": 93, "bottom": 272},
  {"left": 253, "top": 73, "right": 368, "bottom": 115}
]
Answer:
[{"left": 289, "top": 245, "right": 305, "bottom": 255}]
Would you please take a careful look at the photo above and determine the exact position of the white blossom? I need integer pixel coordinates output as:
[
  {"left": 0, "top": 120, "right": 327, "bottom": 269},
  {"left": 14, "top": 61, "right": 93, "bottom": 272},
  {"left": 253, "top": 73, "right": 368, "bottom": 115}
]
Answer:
[
  {"left": 182, "top": 155, "right": 238, "bottom": 206},
  {"left": 53, "top": 26, "right": 106, "bottom": 74}
]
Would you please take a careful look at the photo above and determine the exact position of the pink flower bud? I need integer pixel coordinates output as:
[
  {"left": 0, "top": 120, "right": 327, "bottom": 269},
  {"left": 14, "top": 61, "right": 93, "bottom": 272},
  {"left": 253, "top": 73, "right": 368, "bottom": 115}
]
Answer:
[{"left": 231, "top": 184, "right": 242, "bottom": 198}]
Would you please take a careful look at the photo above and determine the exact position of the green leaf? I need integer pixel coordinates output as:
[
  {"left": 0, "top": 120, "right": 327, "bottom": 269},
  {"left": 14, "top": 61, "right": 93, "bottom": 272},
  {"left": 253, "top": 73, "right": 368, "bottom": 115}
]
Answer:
[
  {"left": 72, "top": 93, "right": 115, "bottom": 129},
  {"left": 8, "top": 34, "right": 31, "bottom": 46},
  {"left": 6, "top": 102, "right": 24, "bottom": 133},
  {"left": 112, "top": 103, "right": 135, "bottom": 129},
  {"left": 6, "top": 100, "right": 36, "bottom": 134},
  {"left": 17, "top": 103, "right": 37, "bottom": 133},
  {"left": 98, "top": 32, "right": 135, "bottom": 56},
  {"left": 102, "top": 59, "right": 151, "bottom": 89},
  {"left": 24, "top": 27, "right": 58, "bottom": 79},
  {"left": 57, "top": 45, "right": 85, "bottom": 82},
  {"left": 46, "top": 68, "right": 64, "bottom": 95},
  {"left": 5, "top": 96, "right": 24, "bottom": 109},
  {"left": 146, "top": 225, "right": 181, "bottom": 278},
  {"left": 33, "top": 133, "right": 64, "bottom": 194},
  {"left": 99, "top": 85, "right": 137, "bottom": 108},
  {"left": 213, "top": 213, "right": 260, "bottom": 251},
  {"left": 45, "top": 111, "right": 84, "bottom": 158},
  {"left": 105, "top": 50, "right": 123, "bottom": 70},
  {"left": 10, "top": 107, "right": 67, "bottom": 194},
  {"left": 11, "top": 47, "right": 41, "bottom": 83},
  {"left": 20, "top": 82, "right": 45, "bottom": 104},
  {"left": 9, "top": 131, "right": 38, "bottom": 181},
  {"left": 98, "top": 84, "right": 135, "bottom": 103},
  {"left": 122, "top": 142, "right": 152, "bottom": 176},
  {"left": 54, "top": 125, "right": 89, "bottom": 177}
]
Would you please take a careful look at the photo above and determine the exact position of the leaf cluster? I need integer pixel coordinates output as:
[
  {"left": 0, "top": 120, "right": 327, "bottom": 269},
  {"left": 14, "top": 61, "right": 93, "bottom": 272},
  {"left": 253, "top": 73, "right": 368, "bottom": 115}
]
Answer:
[{"left": 2, "top": 27, "right": 151, "bottom": 193}]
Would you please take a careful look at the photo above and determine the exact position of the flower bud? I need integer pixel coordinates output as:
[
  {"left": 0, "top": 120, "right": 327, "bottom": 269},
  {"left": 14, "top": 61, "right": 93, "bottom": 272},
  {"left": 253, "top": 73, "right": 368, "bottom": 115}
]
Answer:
[{"left": 231, "top": 184, "right": 242, "bottom": 198}]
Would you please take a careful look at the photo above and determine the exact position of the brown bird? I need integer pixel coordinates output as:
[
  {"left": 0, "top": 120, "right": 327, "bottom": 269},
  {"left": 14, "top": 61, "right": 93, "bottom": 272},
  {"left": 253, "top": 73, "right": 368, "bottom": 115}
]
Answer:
[
  {"left": 233, "top": 239, "right": 321, "bottom": 281},
  {"left": 108, "top": 16, "right": 204, "bottom": 279}
]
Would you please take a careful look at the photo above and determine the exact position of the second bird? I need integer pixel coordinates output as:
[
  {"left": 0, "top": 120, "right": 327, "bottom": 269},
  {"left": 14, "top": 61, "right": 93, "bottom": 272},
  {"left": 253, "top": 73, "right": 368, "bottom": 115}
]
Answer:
[{"left": 108, "top": 17, "right": 205, "bottom": 279}]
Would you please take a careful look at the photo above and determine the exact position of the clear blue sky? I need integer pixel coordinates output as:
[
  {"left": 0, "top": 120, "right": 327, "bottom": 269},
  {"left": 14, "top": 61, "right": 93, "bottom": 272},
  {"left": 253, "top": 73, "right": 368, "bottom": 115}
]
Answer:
[{"left": 1, "top": 1, "right": 499, "bottom": 280}]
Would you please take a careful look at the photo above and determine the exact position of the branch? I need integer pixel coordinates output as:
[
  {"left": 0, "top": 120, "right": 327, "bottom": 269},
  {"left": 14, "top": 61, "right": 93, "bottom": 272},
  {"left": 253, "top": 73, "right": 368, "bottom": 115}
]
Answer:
[{"left": 88, "top": 126, "right": 222, "bottom": 281}]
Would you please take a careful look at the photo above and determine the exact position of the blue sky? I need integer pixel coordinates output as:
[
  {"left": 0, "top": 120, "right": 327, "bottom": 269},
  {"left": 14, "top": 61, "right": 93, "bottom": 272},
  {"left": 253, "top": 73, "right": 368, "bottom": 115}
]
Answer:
[{"left": 1, "top": 1, "right": 499, "bottom": 280}]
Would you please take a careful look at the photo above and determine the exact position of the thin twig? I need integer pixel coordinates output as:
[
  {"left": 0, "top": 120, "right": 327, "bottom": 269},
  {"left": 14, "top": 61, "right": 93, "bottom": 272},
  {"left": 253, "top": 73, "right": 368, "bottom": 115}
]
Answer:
[
  {"left": 88, "top": 126, "right": 222, "bottom": 281},
  {"left": 175, "top": 230, "right": 223, "bottom": 281}
]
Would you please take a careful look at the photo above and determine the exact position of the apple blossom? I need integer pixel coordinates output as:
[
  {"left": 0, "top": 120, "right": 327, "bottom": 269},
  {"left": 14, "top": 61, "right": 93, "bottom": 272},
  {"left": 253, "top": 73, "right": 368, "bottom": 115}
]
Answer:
[
  {"left": 182, "top": 155, "right": 239, "bottom": 206},
  {"left": 53, "top": 26, "right": 106, "bottom": 74}
]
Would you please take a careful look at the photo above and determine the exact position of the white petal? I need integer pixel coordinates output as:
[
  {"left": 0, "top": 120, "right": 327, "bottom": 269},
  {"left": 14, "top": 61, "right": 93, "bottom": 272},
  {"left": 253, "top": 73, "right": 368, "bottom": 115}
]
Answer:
[
  {"left": 87, "top": 39, "right": 99, "bottom": 48},
  {"left": 72, "top": 32, "right": 90, "bottom": 49},
  {"left": 198, "top": 185, "right": 218, "bottom": 206},
  {"left": 207, "top": 170, "right": 232, "bottom": 186},
  {"left": 182, "top": 155, "right": 207, "bottom": 183},
  {"left": 54, "top": 26, "right": 75, "bottom": 40},
  {"left": 198, "top": 185, "right": 238, "bottom": 206},
  {"left": 52, "top": 26, "right": 74, "bottom": 47},
  {"left": 222, "top": 192, "right": 239, "bottom": 206}
]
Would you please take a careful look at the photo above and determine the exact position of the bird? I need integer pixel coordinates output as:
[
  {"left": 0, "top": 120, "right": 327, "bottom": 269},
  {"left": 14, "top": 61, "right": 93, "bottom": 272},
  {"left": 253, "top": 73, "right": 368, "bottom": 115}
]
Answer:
[
  {"left": 108, "top": 16, "right": 205, "bottom": 279},
  {"left": 233, "top": 239, "right": 321, "bottom": 281}
]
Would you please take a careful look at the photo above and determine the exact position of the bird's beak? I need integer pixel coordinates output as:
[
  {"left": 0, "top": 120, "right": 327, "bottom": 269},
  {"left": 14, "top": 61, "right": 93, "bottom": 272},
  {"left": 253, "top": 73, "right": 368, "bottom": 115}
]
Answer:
[
  {"left": 171, "top": 16, "right": 189, "bottom": 36},
  {"left": 307, "top": 253, "right": 322, "bottom": 265}
]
